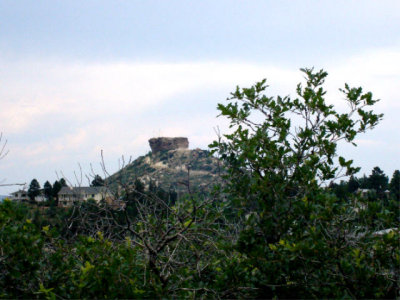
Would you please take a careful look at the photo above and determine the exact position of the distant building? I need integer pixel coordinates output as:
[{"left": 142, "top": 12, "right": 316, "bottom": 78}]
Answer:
[
  {"left": 9, "top": 190, "right": 29, "bottom": 202},
  {"left": 9, "top": 190, "right": 48, "bottom": 203},
  {"left": 58, "top": 186, "right": 116, "bottom": 207}
]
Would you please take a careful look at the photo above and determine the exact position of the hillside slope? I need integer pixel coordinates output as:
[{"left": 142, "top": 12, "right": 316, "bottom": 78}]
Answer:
[{"left": 107, "top": 138, "right": 222, "bottom": 193}]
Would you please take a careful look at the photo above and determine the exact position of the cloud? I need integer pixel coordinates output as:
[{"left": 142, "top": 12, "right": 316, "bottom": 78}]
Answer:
[{"left": 0, "top": 59, "right": 299, "bottom": 134}]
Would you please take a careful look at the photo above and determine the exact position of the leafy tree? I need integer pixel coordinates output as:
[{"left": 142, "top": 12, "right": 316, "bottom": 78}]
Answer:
[
  {"left": 368, "top": 166, "right": 389, "bottom": 197},
  {"left": 43, "top": 181, "right": 53, "bottom": 199},
  {"left": 210, "top": 68, "right": 397, "bottom": 298},
  {"left": 390, "top": 169, "right": 400, "bottom": 201},
  {"left": 91, "top": 174, "right": 105, "bottom": 187},
  {"left": 27, "top": 179, "right": 41, "bottom": 201},
  {"left": 211, "top": 67, "right": 382, "bottom": 231}
]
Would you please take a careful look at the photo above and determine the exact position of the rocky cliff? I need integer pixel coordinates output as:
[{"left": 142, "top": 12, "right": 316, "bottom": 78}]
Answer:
[{"left": 149, "top": 137, "right": 189, "bottom": 153}]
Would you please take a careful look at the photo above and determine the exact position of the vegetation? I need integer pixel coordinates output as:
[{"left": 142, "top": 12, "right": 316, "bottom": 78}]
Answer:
[{"left": 0, "top": 68, "right": 398, "bottom": 298}]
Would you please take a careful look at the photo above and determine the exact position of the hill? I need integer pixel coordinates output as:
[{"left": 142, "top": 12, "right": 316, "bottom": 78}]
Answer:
[{"left": 107, "top": 137, "right": 222, "bottom": 193}]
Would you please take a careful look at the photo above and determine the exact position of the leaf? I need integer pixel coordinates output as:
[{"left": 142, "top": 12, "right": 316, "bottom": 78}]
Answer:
[{"left": 183, "top": 220, "right": 192, "bottom": 228}]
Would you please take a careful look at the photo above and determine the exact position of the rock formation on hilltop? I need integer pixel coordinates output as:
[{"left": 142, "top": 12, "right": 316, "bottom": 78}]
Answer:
[
  {"left": 107, "top": 137, "right": 222, "bottom": 193},
  {"left": 148, "top": 137, "right": 189, "bottom": 153}
]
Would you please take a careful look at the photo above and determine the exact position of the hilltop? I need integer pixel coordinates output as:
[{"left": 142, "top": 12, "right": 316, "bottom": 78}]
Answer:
[{"left": 107, "top": 137, "right": 222, "bottom": 193}]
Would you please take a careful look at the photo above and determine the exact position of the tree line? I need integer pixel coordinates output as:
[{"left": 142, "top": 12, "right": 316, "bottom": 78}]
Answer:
[
  {"left": 26, "top": 175, "right": 105, "bottom": 203},
  {"left": 330, "top": 167, "right": 400, "bottom": 201}
]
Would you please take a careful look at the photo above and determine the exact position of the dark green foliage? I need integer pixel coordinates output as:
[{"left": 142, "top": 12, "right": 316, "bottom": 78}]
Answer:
[
  {"left": 0, "top": 201, "right": 44, "bottom": 297},
  {"left": 27, "top": 179, "right": 41, "bottom": 201},
  {"left": 327, "top": 169, "right": 399, "bottom": 202},
  {"left": 390, "top": 170, "right": 400, "bottom": 201},
  {"left": 0, "top": 194, "right": 233, "bottom": 298},
  {"left": 59, "top": 178, "right": 67, "bottom": 187},
  {"left": 124, "top": 178, "right": 145, "bottom": 209},
  {"left": 51, "top": 180, "right": 61, "bottom": 197},
  {"left": 368, "top": 166, "right": 389, "bottom": 197},
  {"left": 43, "top": 180, "right": 52, "bottom": 199},
  {"left": 51, "top": 180, "right": 62, "bottom": 206},
  {"left": 329, "top": 180, "right": 349, "bottom": 200},
  {"left": 91, "top": 174, "right": 105, "bottom": 187},
  {"left": 0, "top": 200, "right": 152, "bottom": 298},
  {"left": 348, "top": 175, "right": 359, "bottom": 193},
  {"left": 358, "top": 174, "right": 370, "bottom": 188},
  {"left": 51, "top": 178, "right": 66, "bottom": 204}
]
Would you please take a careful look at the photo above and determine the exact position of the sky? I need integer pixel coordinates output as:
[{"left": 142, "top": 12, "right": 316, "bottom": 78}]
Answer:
[{"left": 0, "top": 0, "right": 399, "bottom": 193}]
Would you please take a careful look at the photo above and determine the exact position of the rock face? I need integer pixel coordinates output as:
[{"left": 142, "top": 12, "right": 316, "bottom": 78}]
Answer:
[{"left": 149, "top": 137, "right": 189, "bottom": 153}]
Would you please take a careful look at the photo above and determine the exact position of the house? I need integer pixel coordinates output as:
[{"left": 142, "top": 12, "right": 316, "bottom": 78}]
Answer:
[
  {"left": 9, "top": 190, "right": 29, "bottom": 202},
  {"left": 58, "top": 186, "right": 115, "bottom": 207},
  {"left": 10, "top": 189, "right": 48, "bottom": 203}
]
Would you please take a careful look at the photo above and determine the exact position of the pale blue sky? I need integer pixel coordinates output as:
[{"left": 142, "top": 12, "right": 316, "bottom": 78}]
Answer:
[
  {"left": 0, "top": 1, "right": 399, "bottom": 193},
  {"left": 1, "top": 1, "right": 399, "bottom": 63}
]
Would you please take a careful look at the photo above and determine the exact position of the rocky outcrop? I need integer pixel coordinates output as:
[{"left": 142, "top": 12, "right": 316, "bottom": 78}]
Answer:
[
  {"left": 107, "top": 140, "right": 222, "bottom": 194},
  {"left": 149, "top": 137, "right": 189, "bottom": 153},
  {"left": 107, "top": 148, "right": 223, "bottom": 194}
]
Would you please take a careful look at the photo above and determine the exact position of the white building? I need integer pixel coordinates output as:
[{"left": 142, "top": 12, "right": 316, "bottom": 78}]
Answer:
[
  {"left": 9, "top": 190, "right": 48, "bottom": 202},
  {"left": 9, "top": 190, "right": 29, "bottom": 202},
  {"left": 58, "top": 186, "right": 114, "bottom": 207}
]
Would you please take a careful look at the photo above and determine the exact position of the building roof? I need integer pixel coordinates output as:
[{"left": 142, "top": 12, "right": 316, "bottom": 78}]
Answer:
[
  {"left": 10, "top": 190, "right": 27, "bottom": 195},
  {"left": 59, "top": 186, "right": 111, "bottom": 195}
]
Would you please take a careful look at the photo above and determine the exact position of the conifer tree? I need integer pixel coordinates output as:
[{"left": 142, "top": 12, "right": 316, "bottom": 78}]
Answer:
[
  {"left": 43, "top": 181, "right": 53, "bottom": 199},
  {"left": 28, "top": 179, "right": 41, "bottom": 201}
]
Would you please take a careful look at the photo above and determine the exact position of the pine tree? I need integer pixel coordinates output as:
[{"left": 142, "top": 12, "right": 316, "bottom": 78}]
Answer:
[
  {"left": 43, "top": 181, "right": 53, "bottom": 199},
  {"left": 27, "top": 179, "right": 41, "bottom": 201},
  {"left": 368, "top": 166, "right": 389, "bottom": 197},
  {"left": 52, "top": 180, "right": 63, "bottom": 205}
]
